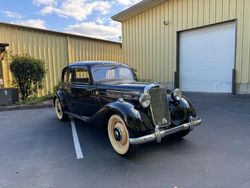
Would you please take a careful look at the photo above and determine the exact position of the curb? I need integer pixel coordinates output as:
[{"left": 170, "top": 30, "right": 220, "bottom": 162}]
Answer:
[{"left": 0, "top": 102, "right": 53, "bottom": 112}]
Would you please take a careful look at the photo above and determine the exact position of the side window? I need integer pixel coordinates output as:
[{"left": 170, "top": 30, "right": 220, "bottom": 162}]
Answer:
[
  {"left": 72, "top": 68, "right": 90, "bottom": 84},
  {"left": 63, "top": 68, "right": 72, "bottom": 83}
]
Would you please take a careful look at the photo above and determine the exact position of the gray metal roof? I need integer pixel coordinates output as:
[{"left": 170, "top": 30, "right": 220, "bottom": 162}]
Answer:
[
  {"left": 68, "top": 61, "right": 122, "bottom": 68},
  {"left": 0, "top": 22, "right": 121, "bottom": 45},
  {"left": 112, "top": 0, "right": 166, "bottom": 22}
]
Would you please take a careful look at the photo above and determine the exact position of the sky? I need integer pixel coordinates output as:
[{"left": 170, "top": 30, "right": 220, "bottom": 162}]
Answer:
[{"left": 0, "top": 0, "right": 141, "bottom": 42}]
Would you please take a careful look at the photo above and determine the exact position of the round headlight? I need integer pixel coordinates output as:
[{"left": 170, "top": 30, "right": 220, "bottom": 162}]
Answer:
[
  {"left": 139, "top": 93, "right": 151, "bottom": 108},
  {"left": 172, "top": 88, "right": 182, "bottom": 101}
]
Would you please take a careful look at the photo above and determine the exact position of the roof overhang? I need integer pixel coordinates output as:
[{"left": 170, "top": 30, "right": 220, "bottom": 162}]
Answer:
[{"left": 112, "top": 0, "right": 166, "bottom": 22}]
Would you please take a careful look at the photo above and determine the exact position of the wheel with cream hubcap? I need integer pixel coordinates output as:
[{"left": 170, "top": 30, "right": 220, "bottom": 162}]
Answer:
[
  {"left": 55, "top": 98, "right": 67, "bottom": 121},
  {"left": 107, "top": 115, "right": 136, "bottom": 156}
]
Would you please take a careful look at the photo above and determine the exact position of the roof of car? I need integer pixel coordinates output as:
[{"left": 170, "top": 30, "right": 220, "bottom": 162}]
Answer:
[{"left": 68, "top": 61, "right": 127, "bottom": 69}]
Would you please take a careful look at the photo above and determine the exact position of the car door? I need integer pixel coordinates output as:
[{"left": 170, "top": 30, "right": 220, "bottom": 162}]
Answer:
[
  {"left": 61, "top": 67, "right": 74, "bottom": 112},
  {"left": 70, "top": 67, "right": 100, "bottom": 117}
]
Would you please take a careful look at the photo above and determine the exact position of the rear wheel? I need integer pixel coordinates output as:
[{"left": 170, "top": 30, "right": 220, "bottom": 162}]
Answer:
[
  {"left": 55, "top": 98, "right": 67, "bottom": 121},
  {"left": 107, "top": 115, "right": 136, "bottom": 156}
]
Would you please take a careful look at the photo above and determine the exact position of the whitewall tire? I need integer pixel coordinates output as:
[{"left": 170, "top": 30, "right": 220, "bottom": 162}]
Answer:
[
  {"left": 107, "top": 115, "right": 136, "bottom": 156},
  {"left": 55, "top": 98, "right": 67, "bottom": 121}
]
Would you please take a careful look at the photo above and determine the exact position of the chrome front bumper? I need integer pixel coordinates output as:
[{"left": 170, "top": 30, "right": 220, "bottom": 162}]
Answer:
[{"left": 129, "top": 117, "right": 202, "bottom": 145}]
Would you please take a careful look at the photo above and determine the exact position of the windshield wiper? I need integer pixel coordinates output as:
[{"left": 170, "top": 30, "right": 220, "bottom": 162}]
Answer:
[
  {"left": 93, "top": 68, "right": 100, "bottom": 73},
  {"left": 93, "top": 64, "right": 121, "bottom": 73},
  {"left": 110, "top": 64, "right": 122, "bottom": 70}
]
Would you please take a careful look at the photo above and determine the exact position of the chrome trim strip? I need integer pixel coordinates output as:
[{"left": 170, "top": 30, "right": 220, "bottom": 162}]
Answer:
[
  {"left": 106, "top": 90, "right": 141, "bottom": 95},
  {"left": 129, "top": 118, "right": 202, "bottom": 145},
  {"left": 64, "top": 111, "right": 90, "bottom": 122},
  {"left": 143, "top": 83, "right": 159, "bottom": 94},
  {"left": 105, "top": 90, "right": 140, "bottom": 100},
  {"left": 149, "top": 106, "right": 156, "bottom": 126}
]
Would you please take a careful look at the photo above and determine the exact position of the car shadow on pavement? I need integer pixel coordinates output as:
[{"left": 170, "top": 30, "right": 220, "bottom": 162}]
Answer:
[{"left": 73, "top": 118, "right": 199, "bottom": 160}]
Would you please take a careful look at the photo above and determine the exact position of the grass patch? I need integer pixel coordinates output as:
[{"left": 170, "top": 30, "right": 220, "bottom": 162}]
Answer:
[{"left": 16, "top": 94, "right": 54, "bottom": 105}]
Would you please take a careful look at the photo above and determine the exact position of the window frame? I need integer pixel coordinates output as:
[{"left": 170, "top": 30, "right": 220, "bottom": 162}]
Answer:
[{"left": 61, "top": 67, "right": 72, "bottom": 84}]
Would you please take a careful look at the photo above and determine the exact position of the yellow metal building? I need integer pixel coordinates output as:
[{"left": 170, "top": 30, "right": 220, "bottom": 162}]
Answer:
[
  {"left": 0, "top": 22, "right": 122, "bottom": 95},
  {"left": 113, "top": 0, "right": 250, "bottom": 94}
]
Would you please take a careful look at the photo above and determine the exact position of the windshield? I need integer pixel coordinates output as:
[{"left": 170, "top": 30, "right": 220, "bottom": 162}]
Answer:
[{"left": 92, "top": 65, "right": 135, "bottom": 82}]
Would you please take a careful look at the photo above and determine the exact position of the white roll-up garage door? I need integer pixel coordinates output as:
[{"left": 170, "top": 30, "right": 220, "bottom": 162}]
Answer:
[{"left": 179, "top": 22, "right": 236, "bottom": 93}]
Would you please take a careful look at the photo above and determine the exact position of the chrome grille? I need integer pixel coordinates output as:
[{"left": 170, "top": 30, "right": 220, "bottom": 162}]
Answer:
[{"left": 149, "top": 87, "right": 171, "bottom": 126}]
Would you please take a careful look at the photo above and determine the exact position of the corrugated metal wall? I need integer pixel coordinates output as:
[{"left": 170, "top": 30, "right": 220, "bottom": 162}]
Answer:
[
  {"left": 122, "top": 0, "right": 250, "bottom": 93},
  {"left": 68, "top": 37, "right": 122, "bottom": 63},
  {"left": 0, "top": 23, "right": 122, "bottom": 95}
]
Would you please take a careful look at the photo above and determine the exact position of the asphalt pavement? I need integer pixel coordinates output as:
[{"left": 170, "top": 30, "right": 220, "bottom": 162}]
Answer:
[{"left": 0, "top": 93, "right": 250, "bottom": 188}]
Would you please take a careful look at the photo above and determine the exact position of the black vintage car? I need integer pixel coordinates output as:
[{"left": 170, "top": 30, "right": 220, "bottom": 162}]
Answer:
[{"left": 54, "top": 61, "right": 202, "bottom": 156}]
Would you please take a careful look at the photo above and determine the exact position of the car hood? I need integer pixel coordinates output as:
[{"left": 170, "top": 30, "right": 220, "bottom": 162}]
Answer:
[
  {"left": 96, "top": 81, "right": 161, "bottom": 105},
  {"left": 96, "top": 80, "right": 158, "bottom": 94}
]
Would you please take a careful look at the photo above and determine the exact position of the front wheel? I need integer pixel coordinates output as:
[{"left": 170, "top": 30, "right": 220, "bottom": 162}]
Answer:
[{"left": 107, "top": 115, "right": 136, "bottom": 156}]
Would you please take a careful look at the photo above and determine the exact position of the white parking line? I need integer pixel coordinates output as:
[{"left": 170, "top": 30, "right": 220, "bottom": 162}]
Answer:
[{"left": 70, "top": 119, "right": 84, "bottom": 159}]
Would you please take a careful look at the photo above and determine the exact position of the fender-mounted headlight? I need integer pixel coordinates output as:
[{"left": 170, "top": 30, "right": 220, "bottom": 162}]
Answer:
[
  {"left": 171, "top": 88, "right": 182, "bottom": 101},
  {"left": 139, "top": 93, "right": 151, "bottom": 108}
]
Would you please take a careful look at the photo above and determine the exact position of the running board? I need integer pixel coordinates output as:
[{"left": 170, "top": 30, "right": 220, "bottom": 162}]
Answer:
[{"left": 64, "top": 111, "right": 90, "bottom": 122}]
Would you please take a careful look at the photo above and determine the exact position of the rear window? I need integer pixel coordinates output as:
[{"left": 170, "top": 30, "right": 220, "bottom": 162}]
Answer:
[{"left": 72, "top": 68, "right": 90, "bottom": 84}]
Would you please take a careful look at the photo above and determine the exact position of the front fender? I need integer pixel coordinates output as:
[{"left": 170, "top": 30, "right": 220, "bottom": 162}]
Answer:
[
  {"left": 167, "top": 95, "right": 197, "bottom": 126},
  {"left": 182, "top": 95, "right": 197, "bottom": 117},
  {"left": 89, "top": 100, "right": 154, "bottom": 137}
]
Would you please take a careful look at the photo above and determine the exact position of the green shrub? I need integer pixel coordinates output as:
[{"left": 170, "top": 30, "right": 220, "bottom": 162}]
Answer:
[
  {"left": 130, "top": 67, "right": 147, "bottom": 82},
  {"left": 10, "top": 55, "right": 46, "bottom": 100},
  {"left": 53, "top": 81, "right": 62, "bottom": 94}
]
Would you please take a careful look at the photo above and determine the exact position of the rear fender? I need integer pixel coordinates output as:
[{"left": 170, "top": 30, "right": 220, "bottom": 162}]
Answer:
[{"left": 54, "top": 91, "right": 67, "bottom": 110}]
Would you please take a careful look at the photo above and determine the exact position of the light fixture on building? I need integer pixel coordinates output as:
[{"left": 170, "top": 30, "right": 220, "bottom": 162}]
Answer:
[
  {"left": 163, "top": 20, "right": 169, "bottom": 25},
  {"left": 0, "top": 43, "right": 9, "bottom": 60}
]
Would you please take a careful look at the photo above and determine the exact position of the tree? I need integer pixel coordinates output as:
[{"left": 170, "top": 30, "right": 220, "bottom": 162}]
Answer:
[{"left": 10, "top": 55, "right": 46, "bottom": 100}]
